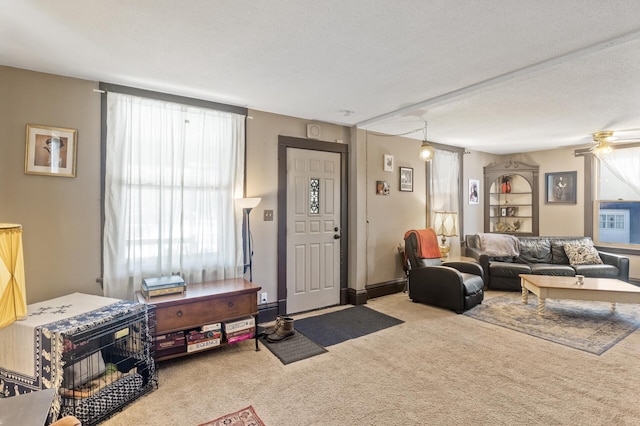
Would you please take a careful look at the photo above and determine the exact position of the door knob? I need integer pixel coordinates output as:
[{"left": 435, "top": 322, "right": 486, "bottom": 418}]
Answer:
[{"left": 334, "top": 234, "right": 340, "bottom": 239}]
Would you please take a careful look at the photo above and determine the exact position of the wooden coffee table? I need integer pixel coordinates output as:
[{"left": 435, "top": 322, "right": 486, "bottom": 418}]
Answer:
[{"left": 520, "top": 274, "right": 640, "bottom": 315}]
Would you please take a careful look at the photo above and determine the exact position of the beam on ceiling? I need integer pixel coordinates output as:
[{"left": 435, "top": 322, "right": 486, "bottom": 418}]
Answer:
[{"left": 357, "top": 28, "right": 640, "bottom": 128}]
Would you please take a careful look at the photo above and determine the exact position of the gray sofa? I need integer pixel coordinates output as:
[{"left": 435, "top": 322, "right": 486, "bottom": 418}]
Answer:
[{"left": 465, "top": 234, "right": 630, "bottom": 291}]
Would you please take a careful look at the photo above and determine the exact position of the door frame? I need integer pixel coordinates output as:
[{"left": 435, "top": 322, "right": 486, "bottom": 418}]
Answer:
[{"left": 277, "top": 135, "right": 349, "bottom": 315}]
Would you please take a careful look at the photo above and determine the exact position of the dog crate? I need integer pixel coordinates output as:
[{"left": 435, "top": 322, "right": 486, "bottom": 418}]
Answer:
[{"left": 57, "top": 303, "right": 157, "bottom": 425}]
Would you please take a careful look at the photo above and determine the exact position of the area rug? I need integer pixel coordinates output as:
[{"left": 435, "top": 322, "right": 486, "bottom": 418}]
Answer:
[
  {"left": 197, "top": 405, "right": 265, "bottom": 426},
  {"left": 259, "top": 331, "right": 328, "bottom": 365},
  {"left": 463, "top": 293, "right": 640, "bottom": 355},
  {"left": 294, "top": 305, "right": 404, "bottom": 347}
]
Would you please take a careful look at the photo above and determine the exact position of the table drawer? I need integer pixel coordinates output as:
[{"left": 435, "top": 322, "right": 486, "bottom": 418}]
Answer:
[{"left": 155, "top": 293, "right": 255, "bottom": 334}]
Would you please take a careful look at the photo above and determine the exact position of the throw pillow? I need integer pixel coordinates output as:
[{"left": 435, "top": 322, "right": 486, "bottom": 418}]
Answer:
[{"left": 563, "top": 241, "right": 604, "bottom": 265}]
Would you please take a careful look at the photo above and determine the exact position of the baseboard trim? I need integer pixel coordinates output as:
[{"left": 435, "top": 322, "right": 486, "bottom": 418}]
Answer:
[
  {"left": 347, "top": 288, "right": 368, "bottom": 306},
  {"left": 257, "top": 303, "right": 279, "bottom": 324},
  {"left": 365, "top": 278, "right": 407, "bottom": 300},
  {"left": 263, "top": 279, "right": 408, "bottom": 317}
]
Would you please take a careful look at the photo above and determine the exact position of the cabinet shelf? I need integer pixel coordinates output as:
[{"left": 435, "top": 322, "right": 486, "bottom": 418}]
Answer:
[
  {"left": 484, "top": 161, "right": 539, "bottom": 235},
  {"left": 489, "top": 192, "right": 532, "bottom": 195}
]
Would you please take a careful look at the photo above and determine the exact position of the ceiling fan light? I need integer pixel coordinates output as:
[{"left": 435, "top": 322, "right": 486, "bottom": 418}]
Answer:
[{"left": 419, "top": 141, "right": 435, "bottom": 161}]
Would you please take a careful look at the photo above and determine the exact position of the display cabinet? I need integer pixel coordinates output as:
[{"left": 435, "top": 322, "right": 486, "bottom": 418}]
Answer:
[{"left": 484, "top": 160, "right": 539, "bottom": 235}]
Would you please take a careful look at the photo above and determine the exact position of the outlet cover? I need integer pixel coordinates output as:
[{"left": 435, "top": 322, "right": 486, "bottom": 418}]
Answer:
[{"left": 264, "top": 210, "right": 274, "bottom": 221}]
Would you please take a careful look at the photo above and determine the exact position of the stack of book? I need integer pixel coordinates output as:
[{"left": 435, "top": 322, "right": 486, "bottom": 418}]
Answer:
[
  {"left": 186, "top": 322, "right": 222, "bottom": 353},
  {"left": 142, "top": 275, "right": 186, "bottom": 299},
  {"left": 224, "top": 317, "right": 256, "bottom": 344},
  {"left": 153, "top": 331, "right": 186, "bottom": 358}
]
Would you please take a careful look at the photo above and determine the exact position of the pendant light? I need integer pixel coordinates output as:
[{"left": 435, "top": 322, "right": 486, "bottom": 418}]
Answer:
[{"left": 419, "top": 121, "right": 435, "bottom": 161}]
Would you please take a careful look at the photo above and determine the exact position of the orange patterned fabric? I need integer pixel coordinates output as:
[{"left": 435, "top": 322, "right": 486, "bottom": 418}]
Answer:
[{"left": 404, "top": 228, "right": 442, "bottom": 259}]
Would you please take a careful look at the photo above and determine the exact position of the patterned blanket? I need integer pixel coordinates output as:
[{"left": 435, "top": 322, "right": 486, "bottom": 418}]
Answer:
[{"left": 0, "top": 293, "right": 146, "bottom": 421}]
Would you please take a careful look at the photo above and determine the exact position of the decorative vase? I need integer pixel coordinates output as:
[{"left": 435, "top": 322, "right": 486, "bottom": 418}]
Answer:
[{"left": 506, "top": 181, "right": 511, "bottom": 193}]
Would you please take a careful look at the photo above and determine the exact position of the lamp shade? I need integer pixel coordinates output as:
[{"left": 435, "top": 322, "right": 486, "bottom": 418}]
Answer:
[
  {"left": 235, "top": 197, "right": 262, "bottom": 210},
  {"left": 433, "top": 211, "right": 458, "bottom": 237},
  {"left": 0, "top": 224, "right": 27, "bottom": 329}
]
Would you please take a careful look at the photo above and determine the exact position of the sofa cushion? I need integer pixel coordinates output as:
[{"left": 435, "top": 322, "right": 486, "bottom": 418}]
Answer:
[
  {"left": 490, "top": 261, "right": 531, "bottom": 277},
  {"left": 517, "top": 238, "right": 552, "bottom": 264},
  {"left": 550, "top": 237, "right": 592, "bottom": 264},
  {"left": 564, "top": 241, "right": 604, "bottom": 265},
  {"left": 572, "top": 264, "right": 620, "bottom": 278},
  {"left": 530, "top": 263, "right": 575, "bottom": 276}
]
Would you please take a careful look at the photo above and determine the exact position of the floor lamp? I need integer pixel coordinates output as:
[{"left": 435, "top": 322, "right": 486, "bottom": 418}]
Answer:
[
  {"left": 0, "top": 223, "right": 27, "bottom": 329},
  {"left": 236, "top": 198, "right": 261, "bottom": 282}
]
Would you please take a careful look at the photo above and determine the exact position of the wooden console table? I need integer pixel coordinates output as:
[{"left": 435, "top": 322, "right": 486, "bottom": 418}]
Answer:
[{"left": 135, "top": 278, "right": 261, "bottom": 361}]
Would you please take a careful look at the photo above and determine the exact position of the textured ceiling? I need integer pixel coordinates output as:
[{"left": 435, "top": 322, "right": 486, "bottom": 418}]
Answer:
[{"left": 2, "top": 0, "right": 640, "bottom": 154}]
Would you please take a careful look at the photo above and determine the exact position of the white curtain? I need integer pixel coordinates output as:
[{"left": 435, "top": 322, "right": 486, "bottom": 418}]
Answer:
[
  {"left": 597, "top": 147, "right": 640, "bottom": 196},
  {"left": 429, "top": 149, "right": 461, "bottom": 256},
  {"left": 104, "top": 93, "right": 246, "bottom": 300}
]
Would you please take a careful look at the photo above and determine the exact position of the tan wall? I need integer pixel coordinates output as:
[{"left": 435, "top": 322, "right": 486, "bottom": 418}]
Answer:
[
  {"left": 524, "top": 147, "right": 586, "bottom": 236},
  {"left": 2, "top": 66, "right": 636, "bottom": 305},
  {"left": 462, "top": 150, "right": 500, "bottom": 238},
  {"left": 0, "top": 66, "right": 102, "bottom": 303},
  {"left": 363, "top": 132, "right": 428, "bottom": 285},
  {"left": 245, "top": 110, "right": 350, "bottom": 301}
]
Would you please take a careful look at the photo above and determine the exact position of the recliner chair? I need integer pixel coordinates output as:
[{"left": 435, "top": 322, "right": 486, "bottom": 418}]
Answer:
[{"left": 404, "top": 229, "right": 484, "bottom": 313}]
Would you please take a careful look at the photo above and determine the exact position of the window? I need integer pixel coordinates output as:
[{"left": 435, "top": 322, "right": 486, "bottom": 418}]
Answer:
[
  {"left": 426, "top": 146, "right": 464, "bottom": 255},
  {"left": 102, "top": 88, "right": 246, "bottom": 299},
  {"left": 594, "top": 145, "right": 640, "bottom": 248}
]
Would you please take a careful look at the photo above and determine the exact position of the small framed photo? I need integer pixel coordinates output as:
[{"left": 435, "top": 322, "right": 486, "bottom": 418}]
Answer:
[
  {"left": 469, "top": 178, "right": 479, "bottom": 204},
  {"left": 399, "top": 167, "right": 413, "bottom": 192},
  {"left": 383, "top": 154, "right": 394, "bottom": 172},
  {"left": 501, "top": 208, "right": 507, "bottom": 217},
  {"left": 25, "top": 124, "right": 77, "bottom": 177},
  {"left": 545, "top": 171, "right": 577, "bottom": 204},
  {"left": 376, "top": 180, "right": 390, "bottom": 196}
]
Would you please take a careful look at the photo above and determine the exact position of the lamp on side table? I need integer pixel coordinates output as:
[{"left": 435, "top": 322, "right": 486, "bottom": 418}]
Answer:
[{"left": 433, "top": 211, "right": 458, "bottom": 260}]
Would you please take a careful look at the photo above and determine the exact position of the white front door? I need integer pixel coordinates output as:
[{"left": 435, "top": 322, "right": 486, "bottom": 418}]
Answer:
[{"left": 286, "top": 148, "right": 341, "bottom": 314}]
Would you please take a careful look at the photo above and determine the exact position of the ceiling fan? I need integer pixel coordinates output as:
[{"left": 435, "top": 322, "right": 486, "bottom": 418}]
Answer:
[{"left": 588, "top": 130, "right": 640, "bottom": 154}]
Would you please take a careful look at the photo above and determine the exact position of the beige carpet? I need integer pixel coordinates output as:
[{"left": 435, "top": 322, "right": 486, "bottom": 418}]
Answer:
[{"left": 102, "top": 291, "right": 640, "bottom": 425}]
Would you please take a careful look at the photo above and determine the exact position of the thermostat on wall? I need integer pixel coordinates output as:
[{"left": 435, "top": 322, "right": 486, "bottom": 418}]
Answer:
[{"left": 307, "top": 123, "right": 321, "bottom": 139}]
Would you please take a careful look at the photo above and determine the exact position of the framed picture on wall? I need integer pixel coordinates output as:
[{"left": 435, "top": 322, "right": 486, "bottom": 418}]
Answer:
[
  {"left": 469, "top": 178, "right": 479, "bottom": 204},
  {"left": 376, "top": 180, "right": 390, "bottom": 196},
  {"left": 399, "top": 167, "right": 413, "bottom": 192},
  {"left": 24, "top": 124, "right": 77, "bottom": 177},
  {"left": 383, "top": 154, "right": 394, "bottom": 172},
  {"left": 545, "top": 171, "right": 577, "bottom": 204}
]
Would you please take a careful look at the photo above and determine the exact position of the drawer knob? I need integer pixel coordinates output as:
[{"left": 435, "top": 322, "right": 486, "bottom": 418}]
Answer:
[
  {"left": 176, "top": 310, "right": 183, "bottom": 317},
  {"left": 227, "top": 301, "right": 234, "bottom": 308}
]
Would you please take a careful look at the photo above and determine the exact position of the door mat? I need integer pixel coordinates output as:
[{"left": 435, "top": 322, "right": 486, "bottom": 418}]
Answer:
[
  {"left": 259, "top": 332, "right": 327, "bottom": 365},
  {"left": 198, "top": 405, "right": 265, "bottom": 426},
  {"left": 463, "top": 293, "right": 640, "bottom": 355},
  {"left": 294, "top": 305, "right": 404, "bottom": 347}
]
